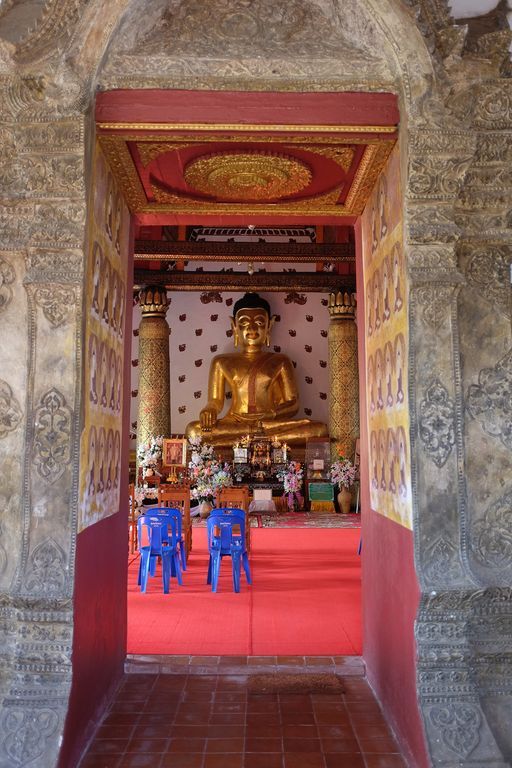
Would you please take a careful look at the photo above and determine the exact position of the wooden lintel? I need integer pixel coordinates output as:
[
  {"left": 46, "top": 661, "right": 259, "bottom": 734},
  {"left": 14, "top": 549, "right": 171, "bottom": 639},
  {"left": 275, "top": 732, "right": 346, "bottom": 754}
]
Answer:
[
  {"left": 133, "top": 269, "right": 355, "bottom": 293},
  {"left": 134, "top": 239, "right": 354, "bottom": 262}
]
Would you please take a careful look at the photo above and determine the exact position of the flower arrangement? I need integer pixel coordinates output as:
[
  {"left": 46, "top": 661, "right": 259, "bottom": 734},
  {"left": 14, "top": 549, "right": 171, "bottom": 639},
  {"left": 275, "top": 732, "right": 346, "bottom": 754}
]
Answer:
[
  {"left": 277, "top": 461, "right": 304, "bottom": 511},
  {"left": 187, "top": 435, "right": 233, "bottom": 502},
  {"left": 330, "top": 446, "right": 357, "bottom": 489},
  {"left": 133, "top": 485, "right": 158, "bottom": 507},
  {"left": 137, "top": 435, "right": 164, "bottom": 471}
]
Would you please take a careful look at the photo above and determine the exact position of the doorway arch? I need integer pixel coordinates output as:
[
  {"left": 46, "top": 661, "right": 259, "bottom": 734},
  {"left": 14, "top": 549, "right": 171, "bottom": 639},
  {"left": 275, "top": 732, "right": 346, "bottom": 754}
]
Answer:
[{"left": 0, "top": 2, "right": 511, "bottom": 767}]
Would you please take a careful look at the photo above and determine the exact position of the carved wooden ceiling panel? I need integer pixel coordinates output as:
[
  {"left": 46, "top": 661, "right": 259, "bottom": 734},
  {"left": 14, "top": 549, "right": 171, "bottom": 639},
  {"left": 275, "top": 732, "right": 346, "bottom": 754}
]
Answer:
[{"left": 96, "top": 90, "right": 398, "bottom": 223}]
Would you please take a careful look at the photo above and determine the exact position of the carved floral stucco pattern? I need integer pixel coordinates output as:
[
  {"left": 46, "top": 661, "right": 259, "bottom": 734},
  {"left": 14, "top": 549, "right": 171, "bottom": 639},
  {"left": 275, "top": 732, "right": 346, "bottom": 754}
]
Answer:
[
  {"left": 33, "top": 388, "right": 72, "bottom": 483},
  {"left": 0, "top": 524, "right": 7, "bottom": 576},
  {"left": 466, "top": 350, "right": 512, "bottom": 450},
  {"left": 113, "top": 0, "right": 381, "bottom": 61},
  {"left": 423, "top": 537, "right": 461, "bottom": 585},
  {"left": 24, "top": 538, "right": 67, "bottom": 595},
  {"left": 429, "top": 703, "right": 481, "bottom": 759},
  {"left": 419, "top": 380, "right": 456, "bottom": 468},
  {"left": 34, "top": 286, "right": 75, "bottom": 327},
  {"left": 0, "top": 379, "right": 22, "bottom": 438},
  {"left": 466, "top": 246, "right": 511, "bottom": 318},
  {"left": 471, "top": 490, "right": 512, "bottom": 573},
  {"left": 1, "top": 708, "right": 59, "bottom": 766},
  {"left": 416, "top": 285, "right": 453, "bottom": 329},
  {"left": 0, "top": 256, "right": 15, "bottom": 312}
]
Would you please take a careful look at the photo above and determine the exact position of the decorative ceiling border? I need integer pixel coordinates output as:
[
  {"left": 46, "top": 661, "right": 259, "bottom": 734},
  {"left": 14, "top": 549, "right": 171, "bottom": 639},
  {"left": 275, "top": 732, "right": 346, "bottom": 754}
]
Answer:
[
  {"left": 133, "top": 269, "right": 353, "bottom": 293},
  {"left": 98, "top": 129, "right": 396, "bottom": 216},
  {"left": 345, "top": 141, "right": 395, "bottom": 214},
  {"left": 150, "top": 182, "right": 345, "bottom": 211},
  {"left": 98, "top": 137, "right": 147, "bottom": 210},
  {"left": 98, "top": 122, "right": 397, "bottom": 134}
]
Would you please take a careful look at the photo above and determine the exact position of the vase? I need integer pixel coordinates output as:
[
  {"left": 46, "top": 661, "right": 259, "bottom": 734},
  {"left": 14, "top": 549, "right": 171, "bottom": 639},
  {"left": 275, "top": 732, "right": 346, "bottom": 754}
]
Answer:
[
  {"left": 337, "top": 486, "right": 352, "bottom": 514},
  {"left": 199, "top": 500, "right": 213, "bottom": 520},
  {"left": 144, "top": 467, "right": 155, "bottom": 479}
]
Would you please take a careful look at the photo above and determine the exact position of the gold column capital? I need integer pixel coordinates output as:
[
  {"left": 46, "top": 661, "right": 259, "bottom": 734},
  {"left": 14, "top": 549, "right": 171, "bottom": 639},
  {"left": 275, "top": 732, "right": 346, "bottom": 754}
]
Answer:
[
  {"left": 138, "top": 285, "right": 170, "bottom": 317},
  {"left": 328, "top": 290, "right": 357, "bottom": 320}
]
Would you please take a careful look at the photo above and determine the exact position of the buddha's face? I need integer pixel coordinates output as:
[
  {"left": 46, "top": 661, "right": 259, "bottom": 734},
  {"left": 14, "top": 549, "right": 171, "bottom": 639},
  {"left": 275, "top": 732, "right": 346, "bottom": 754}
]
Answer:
[{"left": 232, "top": 307, "right": 274, "bottom": 350}]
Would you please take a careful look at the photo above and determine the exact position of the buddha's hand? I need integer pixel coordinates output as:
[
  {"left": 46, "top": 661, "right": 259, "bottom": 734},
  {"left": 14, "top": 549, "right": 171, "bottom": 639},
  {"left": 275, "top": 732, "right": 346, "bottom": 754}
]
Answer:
[{"left": 200, "top": 406, "right": 218, "bottom": 429}]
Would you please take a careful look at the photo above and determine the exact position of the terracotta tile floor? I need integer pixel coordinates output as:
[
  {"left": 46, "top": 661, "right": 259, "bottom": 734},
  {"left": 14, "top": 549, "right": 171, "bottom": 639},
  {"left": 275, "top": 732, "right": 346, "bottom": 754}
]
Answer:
[{"left": 79, "top": 667, "right": 408, "bottom": 768}]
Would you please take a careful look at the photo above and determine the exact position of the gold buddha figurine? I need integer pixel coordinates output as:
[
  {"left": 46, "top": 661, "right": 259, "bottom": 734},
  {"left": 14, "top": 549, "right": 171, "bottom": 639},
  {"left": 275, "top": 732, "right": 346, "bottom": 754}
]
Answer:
[{"left": 186, "top": 293, "right": 328, "bottom": 447}]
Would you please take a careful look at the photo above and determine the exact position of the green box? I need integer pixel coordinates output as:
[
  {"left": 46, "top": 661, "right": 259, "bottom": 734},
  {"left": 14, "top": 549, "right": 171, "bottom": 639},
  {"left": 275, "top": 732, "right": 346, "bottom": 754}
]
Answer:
[{"left": 308, "top": 482, "right": 334, "bottom": 501}]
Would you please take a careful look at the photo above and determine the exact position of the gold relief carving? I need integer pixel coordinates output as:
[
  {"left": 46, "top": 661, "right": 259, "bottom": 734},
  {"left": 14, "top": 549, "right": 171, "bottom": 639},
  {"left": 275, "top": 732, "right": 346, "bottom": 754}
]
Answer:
[
  {"left": 133, "top": 270, "right": 350, "bottom": 294},
  {"left": 100, "top": 130, "right": 395, "bottom": 216},
  {"left": 328, "top": 319, "right": 359, "bottom": 460},
  {"left": 344, "top": 141, "right": 395, "bottom": 214},
  {"left": 134, "top": 241, "right": 354, "bottom": 263},
  {"left": 288, "top": 145, "right": 355, "bottom": 172},
  {"left": 151, "top": 186, "right": 203, "bottom": 206},
  {"left": 137, "top": 141, "right": 195, "bottom": 166},
  {"left": 134, "top": 133, "right": 388, "bottom": 153},
  {"left": 138, "top": 285, "right": 170, "bottom": 317},
  {"left": 98, "top": 123, "right": 397, "bottom": 134},
  {"left": 183, "top": 152, "right": 312, "bottom": 201},
  {"left": 137, "top": 322, "right": 171, "bottom": 447},
  {"left": 137, "top": 315, "right": 170, "bottom": 341},
  {"left": 138, "top": 313, "right": 171, "bottom": 436},
  {"left": 98, "top": 136, "right": 148, "bottom": 211},
  {"left": 328, "top": 290, "right": 357, "bottom": 319},
  {"left": 150, "top": 185, "right": 344, "bottom": 214}
]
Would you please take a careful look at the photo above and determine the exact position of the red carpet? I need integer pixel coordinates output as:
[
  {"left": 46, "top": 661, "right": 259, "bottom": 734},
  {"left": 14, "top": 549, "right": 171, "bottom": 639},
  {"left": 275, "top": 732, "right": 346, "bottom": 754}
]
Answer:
[{"left": 127, "top": 528, "right": 361, "bottom": 656}]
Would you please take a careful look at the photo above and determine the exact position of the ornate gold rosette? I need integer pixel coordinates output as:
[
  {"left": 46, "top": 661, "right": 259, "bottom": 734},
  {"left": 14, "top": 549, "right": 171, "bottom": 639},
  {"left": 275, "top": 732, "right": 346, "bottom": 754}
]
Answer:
[{"left": 183, "top": 151, "right": 312, "bottom": 201}]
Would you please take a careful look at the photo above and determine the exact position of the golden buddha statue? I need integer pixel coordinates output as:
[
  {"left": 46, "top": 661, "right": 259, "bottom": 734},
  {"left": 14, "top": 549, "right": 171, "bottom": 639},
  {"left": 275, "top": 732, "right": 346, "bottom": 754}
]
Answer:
[{"left": 186, "top": 293, "right": 328, "bottom": 447}]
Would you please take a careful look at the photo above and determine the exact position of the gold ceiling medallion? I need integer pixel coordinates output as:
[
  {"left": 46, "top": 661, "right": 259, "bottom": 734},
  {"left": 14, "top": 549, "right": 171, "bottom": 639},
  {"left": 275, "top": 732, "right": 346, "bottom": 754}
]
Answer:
[
  {"left": 98, "top": 127, "right": 397, "bottom": 217},
  {"left": 183, "top": 152, "right": 312, "bottom": 201}
]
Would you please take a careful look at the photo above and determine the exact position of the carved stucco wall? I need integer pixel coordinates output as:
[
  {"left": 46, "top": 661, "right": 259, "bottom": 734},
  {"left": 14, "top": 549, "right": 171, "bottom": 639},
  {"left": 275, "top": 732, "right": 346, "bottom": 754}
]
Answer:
[
  {"left": 408, "top": 121, "right": 512, "bottom": 768},
  {"left": 0, "top": 0, "right": 510, "bottom": 766},
  {"left": 0, "top": 113, "right": 86, "bottom": 766}
]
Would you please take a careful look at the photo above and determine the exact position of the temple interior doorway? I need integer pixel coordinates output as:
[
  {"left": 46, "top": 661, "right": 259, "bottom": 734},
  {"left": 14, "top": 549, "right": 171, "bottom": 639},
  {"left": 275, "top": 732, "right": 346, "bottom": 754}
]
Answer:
[{"left": 84, "top": 88, "right": 406, "bottom": 660}]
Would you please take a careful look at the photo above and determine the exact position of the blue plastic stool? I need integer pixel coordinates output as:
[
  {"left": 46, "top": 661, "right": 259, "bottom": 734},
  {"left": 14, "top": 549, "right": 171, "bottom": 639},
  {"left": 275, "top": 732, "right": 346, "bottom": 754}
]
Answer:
[
  {"left": 146, "top": 506, "right": 187, "bottom": 571},
  {"left": 206, "top": 509, "right": 251, "bottom": 593},
  {"left": 137, "top": 514, "right": 182, "bottom": 593}
]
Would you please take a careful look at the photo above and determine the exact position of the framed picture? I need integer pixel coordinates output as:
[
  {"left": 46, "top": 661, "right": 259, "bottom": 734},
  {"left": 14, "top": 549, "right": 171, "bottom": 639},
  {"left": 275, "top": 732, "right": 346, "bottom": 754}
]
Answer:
[
  {"left": 233, "top": 447, "right": 248, "bottom": 464},
  {"left": 163, "top": 437, "right": 187, "bottom": 467},
  {"left": 272, "top": 447, "right": 284, "bottom": 464}
]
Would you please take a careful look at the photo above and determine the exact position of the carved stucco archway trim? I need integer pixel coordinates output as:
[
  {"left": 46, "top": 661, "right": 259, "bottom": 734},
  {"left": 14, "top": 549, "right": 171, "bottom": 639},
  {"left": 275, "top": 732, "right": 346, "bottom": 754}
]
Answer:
[{"left": 0, "top": 1, "right": 511, "bottom": 767}]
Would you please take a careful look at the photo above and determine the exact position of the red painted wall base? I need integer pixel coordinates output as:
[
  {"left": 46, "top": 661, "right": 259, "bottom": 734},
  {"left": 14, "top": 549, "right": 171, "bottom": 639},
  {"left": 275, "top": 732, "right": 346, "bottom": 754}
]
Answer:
[
  {"left": 58, "top": 512, "right": 128, "bottom": 768},
  {"left": 362, "top": 510, "right": 429, "bottom": 768}
]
